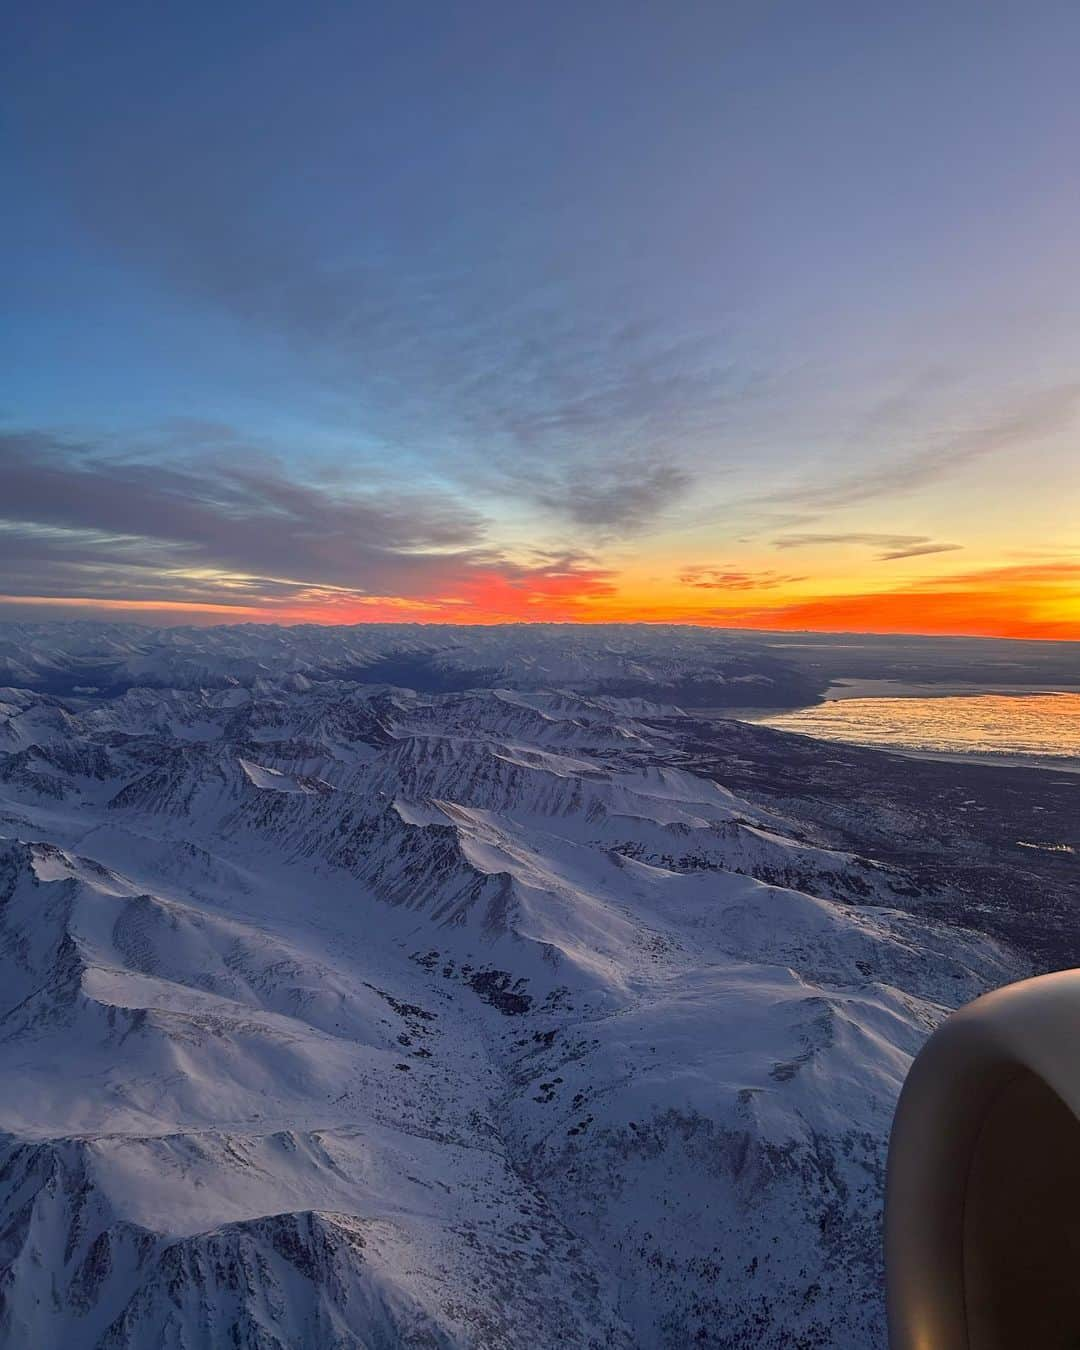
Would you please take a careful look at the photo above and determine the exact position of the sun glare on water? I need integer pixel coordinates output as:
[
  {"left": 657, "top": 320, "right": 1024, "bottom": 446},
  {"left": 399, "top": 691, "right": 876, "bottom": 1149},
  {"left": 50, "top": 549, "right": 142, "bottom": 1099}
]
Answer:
[{"left": 751, "top": 691, "right": 1080, "bottom": 767}]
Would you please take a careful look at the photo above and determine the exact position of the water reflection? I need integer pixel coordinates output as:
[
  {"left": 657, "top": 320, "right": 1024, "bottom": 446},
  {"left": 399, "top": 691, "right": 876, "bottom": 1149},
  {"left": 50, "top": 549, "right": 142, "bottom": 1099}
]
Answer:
[{"left": 747, "top": 691, "right": 1080, "bottom": 769}]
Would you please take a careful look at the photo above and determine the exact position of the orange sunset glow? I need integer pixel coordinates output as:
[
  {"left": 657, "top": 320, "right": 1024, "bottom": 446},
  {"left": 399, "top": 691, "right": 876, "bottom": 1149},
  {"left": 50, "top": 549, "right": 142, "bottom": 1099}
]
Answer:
[{"left": 3, "top": 558, "right": 1078, "bottom": 637}]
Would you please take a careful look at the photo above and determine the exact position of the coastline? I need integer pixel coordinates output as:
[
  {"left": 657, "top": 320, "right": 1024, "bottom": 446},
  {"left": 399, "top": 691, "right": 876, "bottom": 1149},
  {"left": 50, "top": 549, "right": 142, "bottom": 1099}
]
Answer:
[
  {"left": 881, "top": 745, "right": 1080, "bottom": 776},
  {"left": 708, "top": 684, "right": 1080, "bottom": 777}
]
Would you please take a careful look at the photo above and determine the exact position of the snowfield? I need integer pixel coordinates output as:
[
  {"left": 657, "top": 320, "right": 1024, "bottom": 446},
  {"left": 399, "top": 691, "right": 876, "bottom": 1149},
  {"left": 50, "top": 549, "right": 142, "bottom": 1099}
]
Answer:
[{"left": 0, "top": 662, "right": 1027, "bottom": 1348}]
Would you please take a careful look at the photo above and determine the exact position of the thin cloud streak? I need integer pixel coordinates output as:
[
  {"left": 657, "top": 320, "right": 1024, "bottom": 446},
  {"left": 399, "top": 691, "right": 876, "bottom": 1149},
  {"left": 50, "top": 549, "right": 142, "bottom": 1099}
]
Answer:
[
  {"left": 679, "top": 566, "right": 806, "bottom": 591},
  {"left": 772, "top": 533, "right": 962, "bottom": 561},
  {"left": 877, "top": 543, "right": 963, "bottom": 561},
  {"left": 748, "top": 384, "right": 1080, "bottom": 516},
  {"left": 775, "top": 533, "right": 935, "bottom": 550}
]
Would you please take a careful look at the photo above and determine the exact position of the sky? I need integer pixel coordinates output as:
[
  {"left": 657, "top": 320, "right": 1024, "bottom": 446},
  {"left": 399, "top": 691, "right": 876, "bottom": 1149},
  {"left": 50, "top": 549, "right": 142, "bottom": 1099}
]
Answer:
[{"left": 3, "top": 1, "right": 1080, "bottom": 637}]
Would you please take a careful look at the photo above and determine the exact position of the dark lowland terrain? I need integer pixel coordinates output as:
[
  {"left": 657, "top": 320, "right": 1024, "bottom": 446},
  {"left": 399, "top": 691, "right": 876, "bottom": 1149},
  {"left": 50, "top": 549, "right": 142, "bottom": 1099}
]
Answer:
[{"left": 676, "top": 715, "right": 1080, "bottom": 970}]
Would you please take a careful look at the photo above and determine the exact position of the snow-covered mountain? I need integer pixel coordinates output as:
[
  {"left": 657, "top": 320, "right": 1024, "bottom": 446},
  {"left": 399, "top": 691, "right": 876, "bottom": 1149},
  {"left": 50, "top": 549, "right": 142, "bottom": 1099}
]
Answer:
[
  {"left": 0, "top": 652, "right": 1028, "bottom": 1348},
  {"left": 0, "top": 621, "right": 824, "bottom": 708}
]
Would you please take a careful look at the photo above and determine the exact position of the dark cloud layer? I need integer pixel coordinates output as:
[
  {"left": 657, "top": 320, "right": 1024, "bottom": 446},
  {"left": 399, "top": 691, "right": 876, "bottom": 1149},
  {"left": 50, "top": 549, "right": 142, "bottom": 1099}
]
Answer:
[{"left": 0, "top": 432, "right": 611, "bottom": 613}]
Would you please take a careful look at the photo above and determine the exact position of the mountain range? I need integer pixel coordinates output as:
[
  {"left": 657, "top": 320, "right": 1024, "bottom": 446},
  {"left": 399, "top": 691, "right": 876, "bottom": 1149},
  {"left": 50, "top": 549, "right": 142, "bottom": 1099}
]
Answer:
[{"left": 0, "top": 625, "right": 1050, "bottom": 1347}]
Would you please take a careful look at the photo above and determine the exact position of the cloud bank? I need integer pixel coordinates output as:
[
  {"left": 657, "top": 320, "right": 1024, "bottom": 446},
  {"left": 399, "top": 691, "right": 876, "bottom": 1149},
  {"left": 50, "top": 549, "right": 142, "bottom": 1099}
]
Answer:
[{"left": 0, "top": 432, "right": 614, "bottom": 621}]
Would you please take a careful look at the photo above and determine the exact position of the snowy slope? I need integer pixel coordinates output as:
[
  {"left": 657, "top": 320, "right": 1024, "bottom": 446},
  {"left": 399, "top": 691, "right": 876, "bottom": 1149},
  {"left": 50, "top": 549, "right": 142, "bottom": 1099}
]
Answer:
[
  {"left": 0, "top": 664, "right": 1026, "bottom": 1348},
  {"left": 0, "top": 621, "right": 823, "bottom": 707}
]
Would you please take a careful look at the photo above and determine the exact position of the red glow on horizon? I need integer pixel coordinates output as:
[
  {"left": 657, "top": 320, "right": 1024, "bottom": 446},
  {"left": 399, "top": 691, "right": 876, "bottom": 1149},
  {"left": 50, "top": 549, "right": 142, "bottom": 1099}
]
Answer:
[{"left": 3, "top": 561, "right": 1078, "bottom": 639}]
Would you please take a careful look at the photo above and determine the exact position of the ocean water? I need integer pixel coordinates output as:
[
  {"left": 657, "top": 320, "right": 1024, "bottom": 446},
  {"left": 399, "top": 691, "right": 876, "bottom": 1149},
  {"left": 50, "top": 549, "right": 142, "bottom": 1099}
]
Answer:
[{"left": 746, "top": 689, "right": 1080, "bottom": 771}]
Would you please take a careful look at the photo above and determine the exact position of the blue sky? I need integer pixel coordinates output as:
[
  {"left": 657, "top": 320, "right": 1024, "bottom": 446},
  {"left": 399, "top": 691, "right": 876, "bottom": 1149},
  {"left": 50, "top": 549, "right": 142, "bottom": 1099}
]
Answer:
[{"left": 3, "top": 1, "right": 1080, "bottom": 632}]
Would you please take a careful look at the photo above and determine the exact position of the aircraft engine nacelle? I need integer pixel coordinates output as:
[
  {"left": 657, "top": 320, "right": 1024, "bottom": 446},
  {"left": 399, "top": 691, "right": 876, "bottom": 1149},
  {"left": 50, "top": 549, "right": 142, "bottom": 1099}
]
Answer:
[{"left": 886, "top": 969, "right": 1080, "bottom": 1348}]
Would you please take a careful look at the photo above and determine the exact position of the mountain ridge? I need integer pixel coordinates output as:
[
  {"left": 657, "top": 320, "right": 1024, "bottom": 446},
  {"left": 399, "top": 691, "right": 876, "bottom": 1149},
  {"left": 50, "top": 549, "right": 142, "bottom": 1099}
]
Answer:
[{"left": 0, "top": 657, "right": 1031, "bottom": 1347}]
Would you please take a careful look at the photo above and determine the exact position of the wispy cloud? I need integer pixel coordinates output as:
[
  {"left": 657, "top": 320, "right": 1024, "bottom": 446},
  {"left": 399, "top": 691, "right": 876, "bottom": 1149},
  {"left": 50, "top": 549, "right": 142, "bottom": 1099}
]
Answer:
[
  {"left": 773, "top": 532, "right": 962, "bottom": 561},
  {"left": 876, "top": 542, "right": 963, "bottom": 561},
  {"left": 747, "top": 384, "right": 1080, "bottom": 517},
  {"left": 532, "top": 459, "right": 693, "bottom": 532},
  {"left": 60, "top": 113, "right": 748, "bottom": 538},
  {"left": 679, "top": 565, "right": 806, "bottom": 590},
  {"left": 776, "top": 532, "right": 930, "bottom": 550},
  {"left": 59, "top": 97, "right": 1080, "bottom": 548}
]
